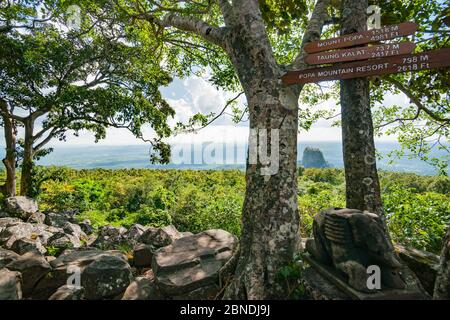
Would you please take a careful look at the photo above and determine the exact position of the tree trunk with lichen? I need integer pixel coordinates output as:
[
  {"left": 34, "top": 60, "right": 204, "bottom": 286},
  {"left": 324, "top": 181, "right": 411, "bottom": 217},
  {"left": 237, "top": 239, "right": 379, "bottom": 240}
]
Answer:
[
  {"left": 145, "top": 0, "right": 331, "bottom": 299},
  {"left": 221, "top": 1, "right": 300, "bottom": 299},
  {"left": 20, "top": 118, "right": 35, "bottom": 197},
  {"left": 340, "top": 0, "right": 384, "bottom": 218},
  {"left": 0, "top": 100, "right": 17, "bottom": 197}
]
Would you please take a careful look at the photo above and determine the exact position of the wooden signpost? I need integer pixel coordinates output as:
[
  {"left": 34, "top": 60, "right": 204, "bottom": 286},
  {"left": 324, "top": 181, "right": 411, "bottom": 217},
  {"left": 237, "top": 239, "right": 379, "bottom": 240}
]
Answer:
[
  {"left": 282, "top": 21, "right": 449, "bottom": 86},
  {"left": 304, "top": 22, "right": 418, "bottom": 53},
  {"left": 305, "top": 42, "right": 416, "bottom": 65},
  {"left": 282, "top": 47, "right": 450, "bottom": 85}
]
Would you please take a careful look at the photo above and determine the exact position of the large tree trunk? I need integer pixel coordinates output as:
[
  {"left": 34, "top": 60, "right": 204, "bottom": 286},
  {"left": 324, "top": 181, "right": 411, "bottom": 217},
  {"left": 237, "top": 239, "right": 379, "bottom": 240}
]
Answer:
[
  {"left": 340, "top": 0, "right": 384, "bottom": 218},
  {"left": 222, "top": 1, "right": 300, "bottom": 299},
  {"left": 434, "top": 228, "right": 450, "bottom": 299},
  {"left": 20, "top": 118, "right": 34, "bottom": 197},
  {"left": 0, "top": 100, "right": 17, "bottom": 197}
]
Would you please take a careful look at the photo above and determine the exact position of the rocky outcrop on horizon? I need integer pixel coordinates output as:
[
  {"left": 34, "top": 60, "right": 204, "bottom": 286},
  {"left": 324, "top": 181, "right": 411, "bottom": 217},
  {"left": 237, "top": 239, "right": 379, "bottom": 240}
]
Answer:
[{"left": 301, "top": 147, "right": 330, "bottom": 169}]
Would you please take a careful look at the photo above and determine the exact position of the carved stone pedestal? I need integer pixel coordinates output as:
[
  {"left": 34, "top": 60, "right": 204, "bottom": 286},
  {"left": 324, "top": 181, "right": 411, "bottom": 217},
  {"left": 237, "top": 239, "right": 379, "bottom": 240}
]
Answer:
[{"left": 302, "top": 252, "right": 430, "bottom": 300}]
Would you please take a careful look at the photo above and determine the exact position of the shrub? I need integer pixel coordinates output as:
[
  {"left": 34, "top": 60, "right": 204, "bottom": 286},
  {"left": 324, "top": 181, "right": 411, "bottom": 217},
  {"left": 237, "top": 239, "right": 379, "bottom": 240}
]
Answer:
[
  {"left": 302, "top": 168, "right": 344, "bottom": 185},
  {"left": 384, "top": 184, "right": 450, "bottom": 253},
  {"left": 29, "top": 167, "right": 448, "bottom": 255},
  {"left": 134, "top": 207, "right": 172, "bottom": 227},
  {"left": 427, "top": 176, "right": 450, "bottom": 194}
]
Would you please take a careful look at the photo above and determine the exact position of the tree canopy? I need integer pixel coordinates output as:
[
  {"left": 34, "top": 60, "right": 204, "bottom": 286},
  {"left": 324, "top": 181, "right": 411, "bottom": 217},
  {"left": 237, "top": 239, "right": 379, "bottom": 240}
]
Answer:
[{"left": 0, "top": 0, "right": 176, "bottom": 195}]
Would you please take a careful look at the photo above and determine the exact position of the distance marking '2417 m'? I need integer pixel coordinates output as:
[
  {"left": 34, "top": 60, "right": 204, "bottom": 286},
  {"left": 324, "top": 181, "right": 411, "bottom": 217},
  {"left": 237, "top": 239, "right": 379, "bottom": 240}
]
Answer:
[{"left": 305, "top": 42, "right": 416, "bottom": 65}]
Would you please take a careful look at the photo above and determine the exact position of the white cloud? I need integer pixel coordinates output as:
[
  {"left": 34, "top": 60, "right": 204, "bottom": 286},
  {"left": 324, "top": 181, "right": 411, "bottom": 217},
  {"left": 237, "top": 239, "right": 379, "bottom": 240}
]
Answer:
[
  {"left": 167, "top": 125, "right": 249, "bottom": 144},
  {"left": 182, "top": 76, "right": 226, "bottom": 114},
  {"left": 13, "top": 74, "right": 410, "bottom": 149},
  {"left": 166, "top": 98, "right": 195, "bottom": 125}
]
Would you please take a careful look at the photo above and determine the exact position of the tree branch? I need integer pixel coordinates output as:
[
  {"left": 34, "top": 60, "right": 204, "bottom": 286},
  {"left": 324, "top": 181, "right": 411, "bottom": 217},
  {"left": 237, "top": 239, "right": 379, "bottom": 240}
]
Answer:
[
  {"left": 386, "top": 76, "right": 450, "bottom": 124},
  {"left": 0, "top": 99, "right": 26, "bottom": 122},
  {"left": 145, "top": 0, "right": 213, "bottom": 15},
  {"left": 177, "top": 91, "right": 244, "bottom": 133},
  {"left": 216, "top": 0, "right": 234, "bottom": 26},
  {"left": 291, "top": 0, "right": 331, "bottom": 71},
  {"left": 195, "top": 91, "right": 244, "bottom": 130},
  {"left": 137, "top": 11, "right": 228, "bottom": 48},
  {"left": 33, "top": 124, "right": 56, "bottom": 142},
  {"left": 33, "top": 127, "right": 61, "bottom": 152},
  {"left": 376, "top": 107, "right": 421, "bottom": 129}
]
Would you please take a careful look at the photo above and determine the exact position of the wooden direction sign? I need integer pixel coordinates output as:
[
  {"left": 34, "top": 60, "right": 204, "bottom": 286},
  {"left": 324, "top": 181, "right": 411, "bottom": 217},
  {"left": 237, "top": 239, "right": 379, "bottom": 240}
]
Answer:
[
  {"left": 305, "top": 42, "right": 416, "bottom": 65},
  {"left": 304, "top": 22, "right": 418, "bottom": 54},
  {"left": 282, "top": 47, "right": 450, "bottom": 85}
]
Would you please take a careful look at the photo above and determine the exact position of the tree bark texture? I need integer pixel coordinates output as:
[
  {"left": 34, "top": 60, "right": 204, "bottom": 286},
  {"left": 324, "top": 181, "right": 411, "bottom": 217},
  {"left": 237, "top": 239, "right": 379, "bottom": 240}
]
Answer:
[
  {"left": 20, "top": 118, "right": 35, "bottom": 197},
  {"left": 0, "top": 100, "right": 17, "bottom": 197},
  {"left": 340, "top": 0, "right": 384, "bottom": 218},
  {"left": 220, "top": 1, "right": 300, "bottom": 299}
]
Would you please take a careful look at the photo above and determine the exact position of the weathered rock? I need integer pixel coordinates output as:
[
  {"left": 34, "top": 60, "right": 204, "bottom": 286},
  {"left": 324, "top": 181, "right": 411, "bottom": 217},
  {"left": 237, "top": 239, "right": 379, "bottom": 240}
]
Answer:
[
  {"left": 164, "top": 225, "right": 193, "bottom": 240},
  {"left": 139, "top": 225, "right": 190, "bottom": 249},
  {"left": 153, "top": 229, "right": 237, "bottom": 297},
  {"left": 434, "top": 228, "right": 450, "bottom": 300},
  {"left": 139, "top": 227, "right": 171, "bottom": 248},
  {"left": 79, "top": 219, "right": 94, "bottom": 235},
  {"left": 133, "top": 243, "right": 153, "bottom": 268},
  {"left": 44, "top": 212, "right": 70, "bottom": 228},
  {"left": 4, "top": 196, "right": 38, "bottom": 219},
  {"left": 122, "top": 270, "right": 163, "bottom": 300},
  {"left": 61, "top": 210, "right": 79, "bottom": 224},
  {"left": 10, "top": 238, "right": 47, "bottom": 255},
  {"left": 0, "top": 268, "right": 22, "bottom": 300},
  {"left": 0, "top": 218, "right": 21, "bottom": 240},
  {"left": 301, "top": 267, "right": 350, "bottom": 300},
  {"left": 0, "top": 248, "right": 20, "bottom": 268},
  {"left": 0, "top": 217, "right": 22, "bottom": 229},
  {"left": 0, "top": 211, "right": 10, "bottom": 218},
  {"left": 62, "top": 222, "right": 87, "bottom": 240},
  {"left": 33, "top": 249, "right": 127, "bottom": 299},
  {"left": 50, "top": 249, "right": 128, "bottom": 269},
  {"left": 0, "top": 222, "right": 55, "bottom": 248},
  {"left": 6, "top": 252, "right": 51, "bottom": 297},
  {"left": 125, "top": 224, "right": 147, "bottom": 245},
  {"left": 47, "top": 231, "right": 82, "bottom": 250},
  {"left": 91, "top": 225, "right": 127, "bottom": 249},
  {"left": 27, "top": 212, "right": 46, "bottom": 224},
  {"left": 395, "top": 244, "right": 440, "bottom": 296},
  {"left": 40, "top": 222, "right": 87, "bottom": 250},
  {"left": 45, "top": 256, "right": 56, "bottom": 264},
  {"left": 82, "top": 255, "right": 132, "bottom": 300},
  {"left": 48, "top": 285, "right": 85, "bottom": 300},
  {"left": 32, "top": 265, "right": 74, "bottom": 300}
]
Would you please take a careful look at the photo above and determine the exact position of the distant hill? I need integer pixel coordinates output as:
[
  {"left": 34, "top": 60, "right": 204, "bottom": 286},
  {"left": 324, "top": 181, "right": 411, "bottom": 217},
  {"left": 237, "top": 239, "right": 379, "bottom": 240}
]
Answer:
[
  {"left": 301, "top": 147, "right": 330, "bottom": 168},
  {"left": 0, "top": 141, "right": 444, "bottom": 175}
]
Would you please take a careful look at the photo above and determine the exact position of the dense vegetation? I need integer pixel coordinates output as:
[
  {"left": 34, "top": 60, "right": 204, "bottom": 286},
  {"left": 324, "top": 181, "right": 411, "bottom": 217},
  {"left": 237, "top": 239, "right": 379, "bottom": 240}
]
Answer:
[{"left": 1, "top": 167, "right": 448, "bottom": 254}]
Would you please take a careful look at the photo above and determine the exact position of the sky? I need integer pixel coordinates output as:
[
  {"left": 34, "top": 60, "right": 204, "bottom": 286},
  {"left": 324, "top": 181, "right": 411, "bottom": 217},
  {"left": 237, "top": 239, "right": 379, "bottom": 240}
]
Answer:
[
  {"left": 43, "top": 73, "right": 407, "bottom": 148},
  {"left": 0, "top": 2, "right": 417, "bottom": 150}
]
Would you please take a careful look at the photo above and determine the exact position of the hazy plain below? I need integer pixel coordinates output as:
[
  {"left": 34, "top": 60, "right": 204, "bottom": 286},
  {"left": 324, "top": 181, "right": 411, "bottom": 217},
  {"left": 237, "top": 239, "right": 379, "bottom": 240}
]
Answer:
[{"left": 6, "top": 141, "right": 444, "bottom": 176}]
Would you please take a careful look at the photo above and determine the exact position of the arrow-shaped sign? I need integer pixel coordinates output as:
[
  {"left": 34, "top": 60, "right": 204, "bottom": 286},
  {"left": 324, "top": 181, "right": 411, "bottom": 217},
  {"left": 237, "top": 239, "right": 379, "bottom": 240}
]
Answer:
[
  {"left": 282, "top": 47, "right": 450, "bottom": 85},
  {"left": 305, "top": 42, "right": 416, "bottom": 65},
  {"left": 304, "top": 22, "right": 419, "bottom": 54}
]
